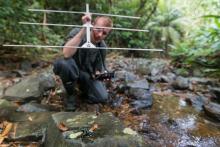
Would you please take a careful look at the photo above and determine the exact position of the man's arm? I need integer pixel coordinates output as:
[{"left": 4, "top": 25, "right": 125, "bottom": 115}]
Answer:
[
  {"left": 63, "top": 14, "right": 91, "bottom": 58},
  {"left": 63, "top": 28, "right": 86, "bottom": 58}
]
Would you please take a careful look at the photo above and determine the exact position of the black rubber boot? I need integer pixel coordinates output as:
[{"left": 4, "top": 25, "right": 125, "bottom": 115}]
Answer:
[{"left": 63, "top": 81, "right": 77, "bottom": 111}]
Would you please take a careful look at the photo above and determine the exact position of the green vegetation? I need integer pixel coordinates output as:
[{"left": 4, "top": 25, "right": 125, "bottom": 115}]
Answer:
[{"left": 0, "top": 0, "right": 219, "bottom": 77}]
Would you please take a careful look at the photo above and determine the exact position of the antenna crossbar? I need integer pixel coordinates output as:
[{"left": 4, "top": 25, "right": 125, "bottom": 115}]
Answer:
[
  {"left": 19, "top": 22, "right": 149, "bottom": 32},
  {"left": 28, "top": 9, "right": 141, "bottom": 19},
  {"left": 3, "top": 44, "right": 163, "bottom": 52}
]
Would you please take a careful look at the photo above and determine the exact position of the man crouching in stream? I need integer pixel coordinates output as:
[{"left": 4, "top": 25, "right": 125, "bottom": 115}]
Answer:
[{"left": 53, "top": 14, "right": 113, "bottom": 111}]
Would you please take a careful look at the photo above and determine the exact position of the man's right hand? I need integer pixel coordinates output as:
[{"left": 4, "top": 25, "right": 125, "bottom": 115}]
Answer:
[{"left": 82, "top": 14, "right": 92, "bottom": 24}]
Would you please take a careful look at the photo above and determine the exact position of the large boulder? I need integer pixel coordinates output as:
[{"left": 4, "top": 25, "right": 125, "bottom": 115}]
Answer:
[
  {"left": 4, "top": 75, "right": 42, "bottom": 101},
  {"left": 45, "top": 112, "right": 144, "bottom": 147},
  {"left": 4, "top": 67, "right": 55, "bottom": 102}
]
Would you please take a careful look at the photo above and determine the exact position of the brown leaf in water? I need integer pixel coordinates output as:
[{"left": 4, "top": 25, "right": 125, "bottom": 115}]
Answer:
[{"left": 57, "top": 122, "right": 68, "bottom": 132}]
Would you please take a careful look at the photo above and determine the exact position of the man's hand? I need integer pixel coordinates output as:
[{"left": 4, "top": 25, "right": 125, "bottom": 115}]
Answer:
[
  {"left": 94, "top": 71, "right": 115, "bottom": 81},
  {"left": 82, "top": 14, "right": 92, "bottom": 24}
]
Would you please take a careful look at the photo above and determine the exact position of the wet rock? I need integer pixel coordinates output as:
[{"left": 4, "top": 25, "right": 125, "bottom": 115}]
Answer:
[
  {"left": 204, "top": 102, "right": 220, "bottom": 121},
  {"left": 185, "top": 94, "right": 209, "bottom": 111},
  {"left": 126, "top": 80, "right": 152, "bottom": 110},
  {"left": 0, "top": 71, "right": 20, "bottom": 78},
  {"left": 8, "top": 112, "right": 52, "bottom": 143},
  {"left": 146, "top": 76, "right": 162, "bottom": 83},
  {"left": 135, "top": 60, "right": 151, "bottom": 75},
  {"left": 4, "top": 68, "right": 55, "bottom": 102},
  {"left": 45, "top": 112, "right": 145, "bottom": 147},
  {"left": 136, "top": 59, "right": 169, "bottom": 76},
  {"left": 146, "top": 72, "right": 176, "bottom": 83},
  {"left": 11, "top": 70, "right": 28, "bottom": 77},
  {"left": 189, "top": 77, "right": 219, "bottom": 86},
  {"left": 114, "top": 70, "right": 139, "bottom": 82},
  {"left": 160, "top": 72, "right": 176, "bottom": 83},
  {"left": 4, "top": 75, "right": 43, "bottom": 102},
  {"left": 130, "top": 98, "right": 153, "bottom": 110},
  {"left": 172, "top": 76, "right": 190, "bottom": 90},
  {"left": 17, "top": 103, "right": 50, "bottom": 112},
  {"left": 0, "top": 99, "right": 18, "bottom": 121},
  {"left": 209, "top": 87, "right": 220, "bottom": 103},
  {"left": 127, "top": 79, "right": 149, "bottom": 90},
  {"left": 128, "top": 89, "right": 153, "bottom": 113},
  {"left": 39, "top": 68, "right": 56, "bottom": 91},
  {"left": 128, "top": 87, "right": 151, "bottom": 100}
]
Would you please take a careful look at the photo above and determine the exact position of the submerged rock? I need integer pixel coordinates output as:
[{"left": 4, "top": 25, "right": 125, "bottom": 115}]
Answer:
[{"left": 185, "top": 94, "right": 209, "bottom": 111}]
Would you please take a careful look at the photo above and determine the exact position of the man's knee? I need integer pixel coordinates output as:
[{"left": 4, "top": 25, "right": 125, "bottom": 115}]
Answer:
[
  {"left": 53, "top": 58, "right": 72, "bottom": 74},
  {"left": 53, "top": 58, "right": 79, "bottom": 82},
  {"left": 87, "top": 89, "right": 108, "bottom": 104},
  {"left": 54, "top": 59, "right": 67, "bottom": 74}
]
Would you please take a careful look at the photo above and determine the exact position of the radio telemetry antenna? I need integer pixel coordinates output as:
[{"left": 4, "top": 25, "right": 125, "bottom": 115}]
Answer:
[{"left": 4, "top": 3, "right": 163, "bottom": 52}]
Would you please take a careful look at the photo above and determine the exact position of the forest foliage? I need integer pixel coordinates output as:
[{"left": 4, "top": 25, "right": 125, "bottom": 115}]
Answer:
[{"left": 0, "top": 0, "right": 220, "bottom": 76}]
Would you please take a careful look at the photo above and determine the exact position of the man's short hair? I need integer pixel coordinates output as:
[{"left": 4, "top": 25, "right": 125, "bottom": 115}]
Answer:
[{"left": 94, "top": 16, "right": 113, "bottom": 27}]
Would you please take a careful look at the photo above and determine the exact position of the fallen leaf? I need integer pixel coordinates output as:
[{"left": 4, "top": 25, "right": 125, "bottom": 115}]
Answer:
[
  {"left": 57, "top": 122, "right": 68, "bottom": 132},
  {"left": 0, "top": 121, "right": 13, "bottom": 144}
]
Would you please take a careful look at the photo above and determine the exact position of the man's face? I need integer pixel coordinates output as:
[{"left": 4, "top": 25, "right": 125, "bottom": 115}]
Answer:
[{"left": 92, "top": 19, "right": 111, "bottom": 43}]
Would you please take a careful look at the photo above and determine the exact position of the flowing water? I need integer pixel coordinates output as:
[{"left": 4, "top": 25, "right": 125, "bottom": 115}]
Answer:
[{"left": 141, "top": 94, "right": 220, "bottom": 146}]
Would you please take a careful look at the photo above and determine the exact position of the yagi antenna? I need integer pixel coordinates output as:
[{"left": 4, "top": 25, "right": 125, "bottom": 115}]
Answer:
[{"left": 3, "top": 3, "right": 163, "bottom": 52}]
